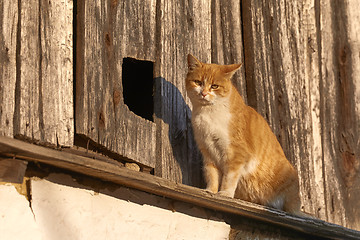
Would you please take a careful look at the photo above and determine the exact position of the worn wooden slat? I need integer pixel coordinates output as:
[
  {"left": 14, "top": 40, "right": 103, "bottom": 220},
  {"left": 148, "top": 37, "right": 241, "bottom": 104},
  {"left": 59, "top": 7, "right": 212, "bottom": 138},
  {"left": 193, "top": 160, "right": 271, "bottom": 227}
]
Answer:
[
  {"left": 38, "top": 0, "right": 74, "bottom": 146},
  {"left": 319, "top": 0, "right": 360, "bottom": 230},
  {"left": 343, "top": 0, "right": 360, "bottom": 229},
  {"left": 242, "top": 0, "right": 360, "bottom": 230},
  {"left": 0, "top": 136, "right": 360, "bottom": 239},
  {"left": 76, "top": 0, "right": 157, "bottom": 168},
  {"left": 243, "top": 0, "right": 326, "bottom": 220},
  {"left": 0, "top": 1, "right": 18, "bottom": 137},
  {"left": 0, "top": 158, "right": 27, "bottom": 183},
  {"left": 210, "top": 0, "right": 247, "bottom": 99},
  {"left": 0, "top": 0, "right": 73, "bottom": 146},
  {"left": 16, "top": 0, "right": 42, "bottom": 141},
  {"left": 242, "top": 0, "right": 324, "bottom": 222},
  {"left": 154, "top": 0, "right": 211, "bottom": 186}
]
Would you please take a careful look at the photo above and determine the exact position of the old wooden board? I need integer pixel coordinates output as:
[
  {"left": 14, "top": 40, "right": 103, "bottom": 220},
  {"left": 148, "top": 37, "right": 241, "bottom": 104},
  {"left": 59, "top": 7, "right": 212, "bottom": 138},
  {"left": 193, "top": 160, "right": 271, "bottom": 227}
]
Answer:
[
  {"left": 242, "top": 0, "right": 360, "bottom": 230},
  {"left": 242, "top": 0, "right": 325, "bottom": 220},
  {"left": 153, "top": 0, "right": 212, "bottom": 186},
  {"left": 318, "top": 0, "right": 360, "bottom": 230},
  {"left": 0, "top": 136, "right": 359, "bottom": 239},
  {"left": 0, "top": 158, "right": 27, "bottom": 183},
  {"left": 210, "top": 0, "right": 247, "bottom": 99},
  {"left": 153, "top": 0, "right": 249, "bottom": 187},
  {"left": 0, "top": 0, "right": 73, "bottom": 146},
  {"left": 0, "top": 1, "right": 18, "bottom": 138},
  {"left": 76, "top": 0, "right": 157, "bottom": 168}
]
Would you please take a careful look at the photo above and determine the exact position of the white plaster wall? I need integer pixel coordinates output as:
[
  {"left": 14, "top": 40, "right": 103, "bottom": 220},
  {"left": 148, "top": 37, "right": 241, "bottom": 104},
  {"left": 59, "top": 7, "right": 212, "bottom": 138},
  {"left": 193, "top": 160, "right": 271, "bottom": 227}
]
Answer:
[
  {"left": 0, "top": 184, "right": 43, "bottom": 240},
  {"left": 1, "top": 174, "right": 230, "bottom": 240}
]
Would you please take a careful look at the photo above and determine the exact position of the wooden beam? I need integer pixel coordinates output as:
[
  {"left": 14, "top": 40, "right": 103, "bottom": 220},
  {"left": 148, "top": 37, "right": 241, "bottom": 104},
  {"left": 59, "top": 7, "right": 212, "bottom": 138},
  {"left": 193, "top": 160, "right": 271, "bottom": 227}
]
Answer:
[
  {"left": 0, "top": 158, "right": 27, "bottom": 183},
  {"left": 0, "top": 136, "right": 359, "bottom": 239}
]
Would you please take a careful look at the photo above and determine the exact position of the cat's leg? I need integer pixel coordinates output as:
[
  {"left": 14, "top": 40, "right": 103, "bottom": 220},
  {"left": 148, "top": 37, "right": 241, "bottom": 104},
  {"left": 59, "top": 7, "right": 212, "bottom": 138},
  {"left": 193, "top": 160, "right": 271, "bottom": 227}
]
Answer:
[
  {"left": 217, "top": 167, "right": 242, "bottom": 198},
  {"left": 282, "top": 180, "right": 314, "bottom": 217},
  {"left": 203, "top": 162, "right": 221, "bottom": 194}
]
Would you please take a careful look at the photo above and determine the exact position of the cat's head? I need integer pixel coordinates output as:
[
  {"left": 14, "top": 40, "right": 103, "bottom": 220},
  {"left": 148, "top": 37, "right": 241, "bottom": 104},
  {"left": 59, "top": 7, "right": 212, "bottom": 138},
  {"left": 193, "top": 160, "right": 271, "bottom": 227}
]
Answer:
[{"left": 185, "top": 54, "right": 241, "bottom": 106}]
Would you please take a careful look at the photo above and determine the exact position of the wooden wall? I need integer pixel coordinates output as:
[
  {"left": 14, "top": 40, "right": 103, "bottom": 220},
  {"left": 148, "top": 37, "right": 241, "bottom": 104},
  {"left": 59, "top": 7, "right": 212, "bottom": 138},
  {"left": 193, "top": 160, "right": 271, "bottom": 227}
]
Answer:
[
  {"left": 242, "top": 0, "right": 360, "bottom": 230},
  {"left": 0, "top": 0, "right": 73, "bottom": 146},
  {"left": 75, "top": 0, "right": 157, "bottom": 169},
  {"left": 1, "top": 0, "right": 359, "bottom": 231}
]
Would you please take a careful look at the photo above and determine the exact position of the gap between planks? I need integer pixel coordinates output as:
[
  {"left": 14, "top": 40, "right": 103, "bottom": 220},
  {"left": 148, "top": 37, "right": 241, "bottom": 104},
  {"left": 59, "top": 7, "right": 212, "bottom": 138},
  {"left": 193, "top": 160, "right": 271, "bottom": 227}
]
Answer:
[{"left": 0, "top": 136, "right": 359, "bottom": 239}]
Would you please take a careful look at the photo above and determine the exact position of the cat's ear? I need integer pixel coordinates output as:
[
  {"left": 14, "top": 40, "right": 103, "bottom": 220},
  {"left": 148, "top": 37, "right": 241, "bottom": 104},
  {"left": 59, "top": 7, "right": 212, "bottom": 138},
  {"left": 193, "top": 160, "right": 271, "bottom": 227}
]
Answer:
[
  {"left": 221, "top": 63, "right": 242, "bottom": 79},
  {"left": 187, "top": 54, "right": 202, "bottom": 71}
]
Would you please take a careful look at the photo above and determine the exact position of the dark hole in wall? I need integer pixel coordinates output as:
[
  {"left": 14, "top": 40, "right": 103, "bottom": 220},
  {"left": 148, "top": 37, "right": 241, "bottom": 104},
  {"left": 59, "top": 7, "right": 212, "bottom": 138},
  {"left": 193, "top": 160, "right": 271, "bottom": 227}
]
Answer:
[{"left": 122, "top": 58, "right": 154, "bottom": 121}]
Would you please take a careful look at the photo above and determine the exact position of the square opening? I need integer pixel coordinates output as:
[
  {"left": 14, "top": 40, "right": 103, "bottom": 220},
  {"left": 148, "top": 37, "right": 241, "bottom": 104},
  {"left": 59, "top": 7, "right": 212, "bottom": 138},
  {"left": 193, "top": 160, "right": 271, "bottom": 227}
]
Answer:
[{"left": 122, "top": 58, "right": 154, "bottom": 122}]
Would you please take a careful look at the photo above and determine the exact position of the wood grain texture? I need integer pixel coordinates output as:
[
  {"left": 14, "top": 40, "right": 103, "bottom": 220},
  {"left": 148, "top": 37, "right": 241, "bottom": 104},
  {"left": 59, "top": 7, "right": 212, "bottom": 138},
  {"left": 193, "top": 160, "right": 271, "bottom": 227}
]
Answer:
[
  {"left": 154, "top": 0, "right": 248, "bottom": 187},
  {"left": 0, "top": 0, "right": 73, "bottom": 146},
  {"left": 0, "top": 158, "right": 27, "bottom": 183},
  {"left": 242, "top": 0, "right": 324, "bottom": 219},
  {"left": 211, "top": 0, "right": 247, "bottom": 99},
  {"left": 76, "top": 0, "right": 157, "bottom": 168},
  {"left": 242, "top": 0, "right": 360, "bottom": 230},
  {"left": 1, "top": 136, "right": 360, "bottom": 240},
  {"left": 0, "top": 1, "right": 18, "bottom": 138},
  {"left": 318, "top": 0, "right": 360, "bottom": 229},
  {"left": 38, "top": 0, "right": 74, "bottom": 146},
  {"left": 153, "top": 0, "right": 211, "bottom": 186}
]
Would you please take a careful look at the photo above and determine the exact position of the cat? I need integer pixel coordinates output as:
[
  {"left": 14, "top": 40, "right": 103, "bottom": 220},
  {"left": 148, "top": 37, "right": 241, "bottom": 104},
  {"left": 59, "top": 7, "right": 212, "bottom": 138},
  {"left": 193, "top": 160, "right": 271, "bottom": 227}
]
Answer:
[{"left": 185, "top": 54, "right": 305, "bottom": 216}]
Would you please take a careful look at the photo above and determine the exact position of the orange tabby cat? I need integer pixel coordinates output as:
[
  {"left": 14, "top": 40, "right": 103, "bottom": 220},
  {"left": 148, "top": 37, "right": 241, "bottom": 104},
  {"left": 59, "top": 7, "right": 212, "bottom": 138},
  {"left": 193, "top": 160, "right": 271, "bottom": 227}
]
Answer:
[{"left": 186, "top": 54, "right": 303, "bottom": 215}]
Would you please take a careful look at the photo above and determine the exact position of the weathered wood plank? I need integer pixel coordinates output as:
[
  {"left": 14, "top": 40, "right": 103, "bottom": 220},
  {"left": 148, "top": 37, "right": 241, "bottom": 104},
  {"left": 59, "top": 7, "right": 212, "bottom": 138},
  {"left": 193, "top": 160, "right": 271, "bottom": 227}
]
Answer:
[
  {"left": 1, "top": 136, "right": 360, "bottom": 239},
  {"left": 243, "top": 0, "right": 300, "bottom": 212},
  {"left": 16, "top": 0, "right": 42, "bottom": 141},
  {"left": 319, "top": 0, "right": 360, "bottom": 230},
  {"left": 76, "top": 0, "right": 157, "bottom": 168},
  {"left": 154, "top": 0, "right": 211, "bottom": 186},
  {"left": 243, "top": 0, "right": 328, "bottom": 220},
  {"left": 0, "top": 1, "right": 18, "bottom": 138},
  {"left": 242, "top": 0, "right": 360, "bottom": 230},
  {"left": 0, "top": 158, "right": 27, "bottom": 183},
  {"left": 38, "top": 0, "right": 74, "bottom": 146},
  {"left": 344, "top": 0, "right": 360, "bottom": 229},
  {"left": 210, "top": 0, "right": 247, "bottom": 99},
  {"left": 0, "top": 0, "right": 73, "bottom": 146}
]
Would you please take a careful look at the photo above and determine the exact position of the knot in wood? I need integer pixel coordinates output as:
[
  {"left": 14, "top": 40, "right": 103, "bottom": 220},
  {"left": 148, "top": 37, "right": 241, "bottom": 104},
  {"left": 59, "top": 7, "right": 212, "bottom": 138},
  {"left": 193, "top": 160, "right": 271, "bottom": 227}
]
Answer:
[
  {"left": 339, "top": 45, "right": 349, "bottom": 66},
  {"left": 105, "top": 32, "right": 111, "bottom": 46},
  {"left": 111, "top": 0, "right": 119, "bottom": 7},
  {"left": 98, "top": 111, "right": 105, "bottom": 128},
  {"left": 113, "top": 90, "right": 121, "bottom": 106}
]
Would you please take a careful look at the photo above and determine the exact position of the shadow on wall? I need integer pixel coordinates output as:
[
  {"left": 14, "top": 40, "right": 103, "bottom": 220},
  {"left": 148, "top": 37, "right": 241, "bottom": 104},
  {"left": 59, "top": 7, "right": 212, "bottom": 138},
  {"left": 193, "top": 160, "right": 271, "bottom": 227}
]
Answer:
[{"left": 154, "top": 77, "right": 204, "bottom": 187}]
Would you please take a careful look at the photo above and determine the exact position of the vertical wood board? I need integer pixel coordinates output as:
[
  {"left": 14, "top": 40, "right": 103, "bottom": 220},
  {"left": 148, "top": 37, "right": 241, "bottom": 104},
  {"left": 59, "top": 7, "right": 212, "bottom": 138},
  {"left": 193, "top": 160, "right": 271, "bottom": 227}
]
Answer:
[
  {"left": 0, "top": 1, "right": 18, "bottom": 138},
  {"left": 242, "top": 0, "right": 360, "bottom": 230},
  {"left": 211, "top": 0, "right": 247, "bottom": 99},
  {"left": 0, "top": 0, "right": 73, "bottom": 146},
  {"left": 76, "top": 0, "right": 157, "bottom": 168},
  {"left": 154, "top": 0, "right": 212, "bottom": 186}
]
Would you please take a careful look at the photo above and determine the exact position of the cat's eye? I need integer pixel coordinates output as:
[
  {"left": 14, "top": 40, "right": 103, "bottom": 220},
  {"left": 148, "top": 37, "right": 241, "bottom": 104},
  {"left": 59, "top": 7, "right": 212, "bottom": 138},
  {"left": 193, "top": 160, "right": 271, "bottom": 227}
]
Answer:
[
  {"left": 210, "top": 84, "right": 219, "bottom": 89},
  {"left": 193, "top": 80, "right": 202, "bottom": 86}
]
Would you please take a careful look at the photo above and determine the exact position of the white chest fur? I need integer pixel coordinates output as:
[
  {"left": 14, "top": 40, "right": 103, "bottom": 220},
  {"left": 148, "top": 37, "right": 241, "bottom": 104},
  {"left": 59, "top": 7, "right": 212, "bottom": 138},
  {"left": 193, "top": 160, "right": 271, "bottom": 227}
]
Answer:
[{"left": 191, "top": 101, "right": 231, "bottom": 165}]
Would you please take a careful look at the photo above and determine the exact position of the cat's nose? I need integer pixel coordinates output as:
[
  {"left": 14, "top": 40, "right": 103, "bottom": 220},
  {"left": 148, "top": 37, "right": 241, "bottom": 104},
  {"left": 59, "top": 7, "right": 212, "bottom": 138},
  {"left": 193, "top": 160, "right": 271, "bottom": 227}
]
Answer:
[{"left": 201, "top": 90, "right": 208, "bottom": 97}]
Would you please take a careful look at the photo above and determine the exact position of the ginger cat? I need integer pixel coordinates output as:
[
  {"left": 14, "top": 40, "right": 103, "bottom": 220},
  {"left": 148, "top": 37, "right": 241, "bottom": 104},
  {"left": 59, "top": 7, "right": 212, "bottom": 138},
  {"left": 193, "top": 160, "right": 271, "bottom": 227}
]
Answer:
[{"left": 186, "top": 54, "right": 304, "bottom": 215}]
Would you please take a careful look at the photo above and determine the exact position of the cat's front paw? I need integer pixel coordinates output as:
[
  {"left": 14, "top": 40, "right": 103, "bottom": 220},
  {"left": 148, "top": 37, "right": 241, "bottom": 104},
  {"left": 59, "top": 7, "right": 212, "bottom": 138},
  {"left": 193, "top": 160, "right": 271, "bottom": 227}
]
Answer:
[
  {"left": 216, "top": 190, "right": 233, "bottom": 198},
  {"left": 204, "top": 188, "right": 217, "bottom": 194}
]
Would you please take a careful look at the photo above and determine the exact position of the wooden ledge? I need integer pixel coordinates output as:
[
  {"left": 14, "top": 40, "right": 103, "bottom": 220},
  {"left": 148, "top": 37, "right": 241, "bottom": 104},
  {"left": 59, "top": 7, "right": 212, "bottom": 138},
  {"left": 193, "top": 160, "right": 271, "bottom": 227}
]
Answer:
[{"left": 0, "top": 136, "right": 359, "bottom": 239}]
